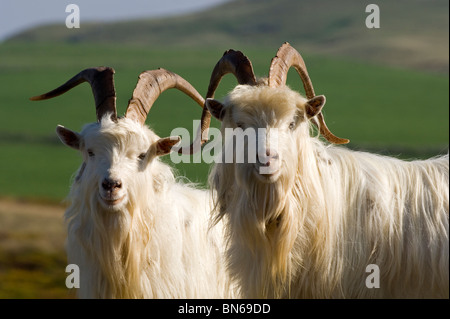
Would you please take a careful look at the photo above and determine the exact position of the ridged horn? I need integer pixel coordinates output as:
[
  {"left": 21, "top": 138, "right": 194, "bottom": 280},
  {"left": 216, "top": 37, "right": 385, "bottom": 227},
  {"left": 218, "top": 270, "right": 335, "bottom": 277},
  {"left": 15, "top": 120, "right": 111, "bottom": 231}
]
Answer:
[
  {"left": 268, "top": 42, "right": 349, "bottom": 144},
  {"left": 206, "top": 49, "right": 257, "bottom": 98},
  {"left": 30, "top": 67, "right": 117, "bottom": 122},
  {"left": 193, "top": 49, "right": 258, "bottom": 153},
  {"left": 125, "top": 68, "right": 204, "bottom": 123},
  {"left": 125, "top": 68, "right": 205, "bottom": 154}
]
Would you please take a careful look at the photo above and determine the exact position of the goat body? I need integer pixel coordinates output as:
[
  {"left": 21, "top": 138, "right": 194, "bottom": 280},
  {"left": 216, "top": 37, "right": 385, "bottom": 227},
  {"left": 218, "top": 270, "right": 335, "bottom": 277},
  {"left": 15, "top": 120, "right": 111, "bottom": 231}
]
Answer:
[
  {"left": 32, "top": 67, "right": 234, "bottom": 298},
  {"left": 209, "top": 84, "right": 449, "bottom": 298},
  {"left": 64, "top": 117, "right": 231, "bottom": 298}
]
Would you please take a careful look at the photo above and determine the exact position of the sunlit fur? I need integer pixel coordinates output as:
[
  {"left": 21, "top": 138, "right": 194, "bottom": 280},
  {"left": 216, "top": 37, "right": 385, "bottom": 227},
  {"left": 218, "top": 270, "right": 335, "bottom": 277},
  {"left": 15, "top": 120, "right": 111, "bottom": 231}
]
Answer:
[
  {"left": 210, "top": 84, "right": 449, "bottom": 298},
  {"left": 64, "top": 116, "right": 233, "bottom": 298}
]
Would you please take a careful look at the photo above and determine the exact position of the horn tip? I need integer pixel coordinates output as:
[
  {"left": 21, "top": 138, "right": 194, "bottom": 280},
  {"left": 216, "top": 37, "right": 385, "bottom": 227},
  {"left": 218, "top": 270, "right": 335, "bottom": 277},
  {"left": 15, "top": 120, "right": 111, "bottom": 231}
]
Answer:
[
  {"left": 224, "top": 49, "right": 236, "bottom": 55},
  {"left": 335, "top": 138, "right": 350, "bottom": 145},
  {"left": 29, "top": 95, "right": 44, "bottom": 101},
  {"left": 98, "top": 66, "right": 115, "bottom": 73}
]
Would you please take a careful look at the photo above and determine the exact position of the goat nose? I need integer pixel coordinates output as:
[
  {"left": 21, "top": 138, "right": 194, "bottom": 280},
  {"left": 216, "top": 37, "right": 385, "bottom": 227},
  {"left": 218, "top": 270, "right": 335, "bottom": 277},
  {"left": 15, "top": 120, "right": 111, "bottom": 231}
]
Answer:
[
  {"left": 259, "top": 148, "right": 279, "bottom": 166},
  {"left": 102, "top": 178, "right": 122, "bottom": 191},
  {"left": 266, "top": 148, "right": 279, "bottom": 160}
]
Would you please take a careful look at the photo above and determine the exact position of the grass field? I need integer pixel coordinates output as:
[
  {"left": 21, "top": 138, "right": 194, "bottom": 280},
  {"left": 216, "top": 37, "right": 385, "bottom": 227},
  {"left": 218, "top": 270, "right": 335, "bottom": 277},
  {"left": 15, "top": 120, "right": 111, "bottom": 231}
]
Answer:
[
  {"left": 0, "top": 42, "right": 448, "bottom": 202},
  {"left": 0, "top": 41, "right": 448, "bottom": 299},
  {"left": 0, "top": 199, "right": 71, "bottom": 298}
]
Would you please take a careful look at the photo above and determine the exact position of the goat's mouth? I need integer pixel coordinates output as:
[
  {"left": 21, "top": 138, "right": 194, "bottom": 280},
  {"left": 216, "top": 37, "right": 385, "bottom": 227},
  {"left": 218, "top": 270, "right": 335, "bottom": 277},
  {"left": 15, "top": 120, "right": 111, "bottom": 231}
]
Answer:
[
  {"left": 253, "top": 164, "right": 281, "bottom": 183},
  {"left": 99, "top": 194, "right": 126, "bottom": 209}
]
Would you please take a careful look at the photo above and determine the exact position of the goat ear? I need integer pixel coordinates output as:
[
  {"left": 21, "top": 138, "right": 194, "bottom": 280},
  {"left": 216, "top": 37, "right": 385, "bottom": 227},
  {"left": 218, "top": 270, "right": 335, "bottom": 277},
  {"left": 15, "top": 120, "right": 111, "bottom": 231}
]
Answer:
[
  {"left": 305, "top": 95, "right": 326, "bottom": 118},
  {"left": 56, "top": 125, "right": 81, "bottom": 150},
  {"left": 205, "top": 98, "right": 225, "bottom": 121},
  {"left": 154, "top": 136, "right": 181, "bottom": 156}
]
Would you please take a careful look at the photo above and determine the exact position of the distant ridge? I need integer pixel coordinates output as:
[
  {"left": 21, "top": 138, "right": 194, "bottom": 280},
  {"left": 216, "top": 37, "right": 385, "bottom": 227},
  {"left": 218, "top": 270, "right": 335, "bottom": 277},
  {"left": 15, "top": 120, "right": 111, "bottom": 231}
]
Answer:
[{"left": 6, "top": 0, "right": 449, "bottom": 73}]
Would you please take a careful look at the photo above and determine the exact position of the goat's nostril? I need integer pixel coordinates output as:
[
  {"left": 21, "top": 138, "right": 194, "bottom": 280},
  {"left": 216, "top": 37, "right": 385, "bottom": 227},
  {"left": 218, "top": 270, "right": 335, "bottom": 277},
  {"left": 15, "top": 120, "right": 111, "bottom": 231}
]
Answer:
[
  {"left": 102, "top": 180, "right": 112, "bottom": 191},
  {"left": 102, "top": 178, "right": 122, "bottom": 190},
  {"left": 266, "top": 149, "right": 279, "bottom": 159}
]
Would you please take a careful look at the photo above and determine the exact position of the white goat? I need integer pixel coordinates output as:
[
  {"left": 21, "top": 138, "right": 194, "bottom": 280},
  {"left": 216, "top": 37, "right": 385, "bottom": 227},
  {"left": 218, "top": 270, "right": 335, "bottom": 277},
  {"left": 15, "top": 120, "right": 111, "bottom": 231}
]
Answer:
[
  {"left": 200, "top": 43, "right": 449, "bottom": 298},
  {"left": 31, "top": 67, "right": 233, "bottom": 298}
]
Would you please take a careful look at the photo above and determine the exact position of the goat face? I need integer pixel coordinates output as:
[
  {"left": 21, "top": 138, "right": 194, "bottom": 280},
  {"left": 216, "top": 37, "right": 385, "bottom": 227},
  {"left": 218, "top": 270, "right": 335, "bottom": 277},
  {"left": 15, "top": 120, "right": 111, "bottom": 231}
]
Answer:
[
  {"left": 207, "top": 85, "right": 325, "bottom": 184},
  {"left": 56, "top": 116, "right": 180, "bottom": 212}
]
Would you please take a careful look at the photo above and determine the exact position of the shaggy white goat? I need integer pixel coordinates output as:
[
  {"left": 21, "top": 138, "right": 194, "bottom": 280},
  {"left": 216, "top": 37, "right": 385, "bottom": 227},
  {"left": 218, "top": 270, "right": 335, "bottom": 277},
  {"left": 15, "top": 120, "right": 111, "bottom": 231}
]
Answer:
[
  {"left": 31, "top": 67, "right": 233, "bottom": 298},
  {"left": 201, "top": 43, "right": 449, "bottom": 298}
]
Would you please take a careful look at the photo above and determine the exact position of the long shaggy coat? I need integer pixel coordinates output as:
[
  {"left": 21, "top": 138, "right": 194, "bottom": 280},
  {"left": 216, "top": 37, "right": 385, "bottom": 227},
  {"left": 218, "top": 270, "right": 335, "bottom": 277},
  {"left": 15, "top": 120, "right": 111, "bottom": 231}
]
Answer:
[
  {"left": 65, "top": 117, "right": 232, "bottom": 298},
  {"left": 210, "top": 85, "right": 449, "bottom": 298}
]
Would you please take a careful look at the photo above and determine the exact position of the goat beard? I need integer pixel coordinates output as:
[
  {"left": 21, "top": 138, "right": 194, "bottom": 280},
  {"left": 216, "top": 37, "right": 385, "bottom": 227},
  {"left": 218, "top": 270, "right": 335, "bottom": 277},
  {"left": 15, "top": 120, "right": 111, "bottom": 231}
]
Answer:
[
  {"left": 234, "top": 163, "right": 293, "bottom": 225},
  {"left": 95, "top": 193, "right": 152, "bottom": 297},
  {"left": 68, "top": 183, "right": 152, "bottom": 298},
  {"left": 221, "top": 163, "right": 298, "bottom": 298}
]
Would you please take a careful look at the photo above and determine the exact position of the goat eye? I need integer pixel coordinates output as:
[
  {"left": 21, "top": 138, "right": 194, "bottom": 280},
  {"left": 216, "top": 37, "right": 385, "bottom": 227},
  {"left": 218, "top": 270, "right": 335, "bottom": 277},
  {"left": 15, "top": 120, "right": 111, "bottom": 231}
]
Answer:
[
  {"left": 138, "top": 153, "right": 146, "bottom": 161},
  {"left": 87, "top": 150, "right": 95, "bottom": 157},
  {"left": 289, "top": 121, "right": 296, "bottom": 130}
]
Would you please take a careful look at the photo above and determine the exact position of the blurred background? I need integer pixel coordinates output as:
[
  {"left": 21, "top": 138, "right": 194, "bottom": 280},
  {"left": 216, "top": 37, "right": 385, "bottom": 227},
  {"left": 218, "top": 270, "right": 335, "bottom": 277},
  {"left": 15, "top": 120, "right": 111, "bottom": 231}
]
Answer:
[{"left": 0, "top": 0, "right": 448, "bottom": 298}]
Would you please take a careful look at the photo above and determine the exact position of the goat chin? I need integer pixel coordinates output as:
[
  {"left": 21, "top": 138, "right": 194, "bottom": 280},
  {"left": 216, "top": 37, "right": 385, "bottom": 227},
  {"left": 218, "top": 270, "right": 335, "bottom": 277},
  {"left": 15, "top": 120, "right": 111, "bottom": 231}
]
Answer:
[
  {"left": 98, "top": 194, "right": 128, "bottom": 212},
  {"left": 252, "top": 165, "right": 282, "bottom": 184}
]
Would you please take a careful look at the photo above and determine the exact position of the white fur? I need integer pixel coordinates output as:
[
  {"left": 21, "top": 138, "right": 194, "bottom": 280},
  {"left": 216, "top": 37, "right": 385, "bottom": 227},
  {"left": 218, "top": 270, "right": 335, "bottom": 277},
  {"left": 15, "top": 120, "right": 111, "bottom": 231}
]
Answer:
[
  {"left": 64, "top": 116, "right": 233, "bottom": 298},
  {"left": 210, "top": 84, "right": 449, "bottom": 298}
]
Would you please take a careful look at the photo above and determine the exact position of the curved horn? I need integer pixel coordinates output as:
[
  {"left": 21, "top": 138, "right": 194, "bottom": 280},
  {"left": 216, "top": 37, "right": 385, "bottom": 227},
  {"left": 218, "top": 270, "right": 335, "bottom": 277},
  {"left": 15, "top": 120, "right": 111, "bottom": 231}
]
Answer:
[
  {"left": 125, "top": 68, "right": 205, "bottom": 154},
  {"left": 192, "top": 49, "right": 257, "bottom": 153},
  {"left": 206, "top": 49, "right": 257, "bottom": 98},
  {"left": 125, "top": 68, "right": 204, "bottom": 124},
  {"left": 268, "top": 42, "right": 349, "bottom": 144},
  {"left": 30, "top": 67, "right": 117, "bottom": 122}
]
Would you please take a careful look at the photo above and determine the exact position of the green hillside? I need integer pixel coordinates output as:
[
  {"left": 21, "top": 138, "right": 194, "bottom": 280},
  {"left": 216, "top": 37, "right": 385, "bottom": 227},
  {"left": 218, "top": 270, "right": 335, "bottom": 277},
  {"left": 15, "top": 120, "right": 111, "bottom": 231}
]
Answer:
[
  {"left": 0, "top": 42, "right": 448, "bottom": 201},
  {"left": 6, "top": 0, "right": 449, "bottom": 73},
  {"left": 0, "top": 0, "right": 448, "bottom": 201}
]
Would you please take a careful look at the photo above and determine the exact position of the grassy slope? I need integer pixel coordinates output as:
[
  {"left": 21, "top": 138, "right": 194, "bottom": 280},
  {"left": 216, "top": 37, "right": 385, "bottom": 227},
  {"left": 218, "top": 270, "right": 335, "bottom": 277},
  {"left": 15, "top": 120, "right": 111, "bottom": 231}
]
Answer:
[
  {"left": 0, "top": 43, "right": 448, "bottom": 201},
  {"left": 0, "top": 1, "right": 448, "bottom": 200},
  {"left": 6, "top": 0, "right": 449, "bottom": 73},
  {"left": 0, "top": 199, "right": 71, "bottom": 298}
]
